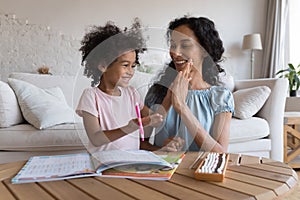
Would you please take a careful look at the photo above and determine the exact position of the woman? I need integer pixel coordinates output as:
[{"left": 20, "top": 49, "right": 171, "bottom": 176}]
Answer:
[{"left": 143, "top": 16, "right": 234, "bottom": 152}]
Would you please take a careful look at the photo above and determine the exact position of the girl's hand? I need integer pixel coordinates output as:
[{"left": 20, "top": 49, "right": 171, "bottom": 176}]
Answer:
[
  {"left": 160, "top": 137, "right": 185, "bottom": 152},
  {"left": 170, "top": 60, "right": 192, "bottom": 112},
  {"left": 141, "top": 113, "right": 164, "bottom": 127},
  {"left": 124, "top": 113, "right": 163, "bottom": 135}
]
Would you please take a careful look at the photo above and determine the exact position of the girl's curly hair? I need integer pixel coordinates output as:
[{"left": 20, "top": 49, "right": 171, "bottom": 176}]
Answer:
[
  {"left": 145, "top": 16, "right": 225, "bottom": 108},
  {"left": 79, "top": 18, "right": 146, "bottom": 87}
]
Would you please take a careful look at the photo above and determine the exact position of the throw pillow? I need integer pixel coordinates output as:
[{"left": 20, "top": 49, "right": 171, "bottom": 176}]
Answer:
[
  {"left": 233, "top": 86, "right": 271, "bottom": 119},
  {"left": 219, "top": 72, "right": 234, "bottom": 92},
  {"left": 0, "top": 81, "right": 24, "bottom": 127},
  {"left": 7, "top": 78, "right": 75, "bottom": 129}
]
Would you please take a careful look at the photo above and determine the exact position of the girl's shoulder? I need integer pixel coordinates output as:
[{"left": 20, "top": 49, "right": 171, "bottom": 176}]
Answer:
[
  {"left": 125, "top": 85, "right": 136, "bottom": 92},
  {"left": 83, "top": 87, "right": 97, "bottom": 92},
  {"left": 82, "top": 87, "right": 99, "bottom": 96},
  {"left": 122, "top": 86, "right": 139, "bottom": 96}
]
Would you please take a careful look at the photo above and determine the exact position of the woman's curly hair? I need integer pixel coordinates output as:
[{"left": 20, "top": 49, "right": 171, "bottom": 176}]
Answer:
[
  {"left": 79, "top": 18, "right": 146, "bottom": 87},
  {"left": 145, "top": 16, "right": 225, "bottom": 108}
]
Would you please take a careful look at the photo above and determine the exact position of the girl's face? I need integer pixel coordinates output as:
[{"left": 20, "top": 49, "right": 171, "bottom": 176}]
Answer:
[
  {"left": 169, "top": 25, "right": 207, "bottom": 72},
  {"left": 100, "top": 50, "right": 136, "bottom": 88}
]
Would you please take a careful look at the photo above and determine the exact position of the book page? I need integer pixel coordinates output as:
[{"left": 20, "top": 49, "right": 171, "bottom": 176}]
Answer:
[
  {"left": 13, "top": 153, "right": 94, "bottom": 181},
  {"left": 92, "top": 150, "right": 172, "bottom": 173},
  {"left": 101, "top": 152, "right": 185, "bottom": 180}
]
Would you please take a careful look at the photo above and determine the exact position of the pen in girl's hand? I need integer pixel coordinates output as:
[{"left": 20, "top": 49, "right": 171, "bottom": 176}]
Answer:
[{"left": 135, "top": 102, "right": 144, "bottom": 141}]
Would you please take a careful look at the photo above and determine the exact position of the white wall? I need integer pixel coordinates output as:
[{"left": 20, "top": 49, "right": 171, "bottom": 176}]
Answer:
[{"left": 0, "top": 0, "right": 267, "bottom": 80}]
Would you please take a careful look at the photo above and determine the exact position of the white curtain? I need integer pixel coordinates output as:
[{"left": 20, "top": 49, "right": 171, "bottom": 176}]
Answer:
[{"left": 261, "top": 0, "right": 289, "bottom": 78}]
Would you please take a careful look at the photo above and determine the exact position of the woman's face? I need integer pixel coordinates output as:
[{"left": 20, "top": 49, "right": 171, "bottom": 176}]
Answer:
[{"left": 169, "top": 25, "right": 207, "bottom": 72}]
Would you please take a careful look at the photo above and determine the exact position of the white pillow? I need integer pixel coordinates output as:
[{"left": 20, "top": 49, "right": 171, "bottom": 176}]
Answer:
[
  {"left": 7, "top": 78, "right": 75, "bottom": 129},
  {"left": 219, "top": 72, "right": 234, "bottom": 92},
  {"left": 0, "top": 81, "right": 24, "bottom": 127},
  {"left": 233, "top": 86, "right": 271, "bottom": 119}
]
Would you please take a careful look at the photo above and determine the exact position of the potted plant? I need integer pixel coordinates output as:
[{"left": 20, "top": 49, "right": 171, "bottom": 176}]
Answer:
[{"left": 276, "top": 63, "right": 300, "bottom": 96}]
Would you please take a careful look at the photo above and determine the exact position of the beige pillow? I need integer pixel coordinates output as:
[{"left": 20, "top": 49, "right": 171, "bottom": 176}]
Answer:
[
  {"left": 8, "top": 78, "right": 75, "bottom": 129},
  {"left": 219, "top": 72, "right": 234, "bottom": 92},
  {"left": 0, "top": 81, "right": 24, "bottom": 127},
  {"left": 233, "top": 86, "right": 271, "bottom": 119}
]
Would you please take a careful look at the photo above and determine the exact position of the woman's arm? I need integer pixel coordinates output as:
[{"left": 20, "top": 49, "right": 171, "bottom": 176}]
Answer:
[
  {"left": 170, "top": 64, "right": 232, "bottom": 152},
  {"left": 176, "top": 105, "right": 232, "bottom": 152},
  {"left": 140, "top": 103, "right": 186, "bottom": 152}
]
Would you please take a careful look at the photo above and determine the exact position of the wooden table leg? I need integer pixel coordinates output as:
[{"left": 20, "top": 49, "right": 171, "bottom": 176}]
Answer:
[{"left": 284, "top": 125, "right": 288, "bottom": 164}]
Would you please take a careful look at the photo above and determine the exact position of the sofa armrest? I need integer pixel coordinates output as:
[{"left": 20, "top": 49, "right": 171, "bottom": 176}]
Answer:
[{"left": 234, "top": 78, "right": 288, "bottom": 161}]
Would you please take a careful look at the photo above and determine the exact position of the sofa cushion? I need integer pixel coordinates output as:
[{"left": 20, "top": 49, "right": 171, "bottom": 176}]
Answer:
[
  {"left": 0, "top": 123, "right": 86, "bottom": 151},
  {"left": 228, "top": 139, "right": 271, "bottom": 156},
  {"left": 8, "top": 78, "right": 75, "bottom": 129},
  {"left": 229, "top": 117, "right": 269, "bottom": 143},
  {"left": 233, "top": 86, "right": 271, "bottom": 119},
  {"left": 0, "top": 81, "right": 24, "bottom": 127}
]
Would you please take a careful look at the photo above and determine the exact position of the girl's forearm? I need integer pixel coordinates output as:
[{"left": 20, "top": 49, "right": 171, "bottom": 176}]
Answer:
[{"left": 86, "top": 121, "right": 139, "bottom": 147}]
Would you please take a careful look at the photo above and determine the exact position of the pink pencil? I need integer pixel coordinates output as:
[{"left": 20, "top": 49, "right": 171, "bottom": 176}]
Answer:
[{"left": 135, "top": 102, "right": 144, "bottom": 141}]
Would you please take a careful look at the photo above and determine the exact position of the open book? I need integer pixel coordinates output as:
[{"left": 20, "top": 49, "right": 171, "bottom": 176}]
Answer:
[{"left": 11, "top": 150, "right": 185, "bottom": 184}]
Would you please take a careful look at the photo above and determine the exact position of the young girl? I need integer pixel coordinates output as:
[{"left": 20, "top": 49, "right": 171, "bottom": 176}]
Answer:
[{"left": 76, "top": 19, "right": 163, "bottom": 152}]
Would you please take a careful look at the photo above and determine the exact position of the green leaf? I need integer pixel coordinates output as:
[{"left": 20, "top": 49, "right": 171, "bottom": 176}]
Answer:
[
  {"left": 276, "top": 63, "right": 300, "bottom": 92},
  {"left": 288, "top": 63, "right": 295, "bottom": 70},
  {"left": 295, "top": 75, "right": 300, "bottom": 90},
  {"left": 276, "top": 69, "right": 289, "bottom": 75}
]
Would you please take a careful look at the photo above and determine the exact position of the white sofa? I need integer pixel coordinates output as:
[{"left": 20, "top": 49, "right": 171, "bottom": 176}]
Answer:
[
  {"left": 228, "top": 78, "right": 288, "bottom": 161},
  {"left": 0, "top": 72, "right": 288, "bottom": 163}
]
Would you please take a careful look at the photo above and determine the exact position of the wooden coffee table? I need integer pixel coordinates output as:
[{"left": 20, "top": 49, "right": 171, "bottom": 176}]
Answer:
[{"left": 0, "top": 152, "right": 298, "bottom": 200}]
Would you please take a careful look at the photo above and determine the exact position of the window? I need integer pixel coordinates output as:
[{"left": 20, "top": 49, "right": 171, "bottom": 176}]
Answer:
[{"left": 289, "top": 0, "right": 300, "bottom": 64}]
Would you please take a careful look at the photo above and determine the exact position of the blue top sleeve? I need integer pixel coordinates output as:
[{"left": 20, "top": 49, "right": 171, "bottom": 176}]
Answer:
[{"left": 210, "top": 86, "right": 235, "bottom": 115}]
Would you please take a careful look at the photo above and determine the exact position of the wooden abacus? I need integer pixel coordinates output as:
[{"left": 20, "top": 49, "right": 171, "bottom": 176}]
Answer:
[{"left": 194, "top": 152, "right": 229, "bottom": 182}]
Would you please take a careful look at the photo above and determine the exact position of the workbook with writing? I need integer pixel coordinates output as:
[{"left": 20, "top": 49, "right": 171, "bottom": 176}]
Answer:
[{"left": 11, "top": 150, "right": 184, "bottom": 184}]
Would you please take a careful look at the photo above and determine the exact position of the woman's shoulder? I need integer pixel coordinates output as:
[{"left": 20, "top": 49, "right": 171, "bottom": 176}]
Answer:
[
  {"left": 209, "top": 85, "right": 234, "bottom": 103},
  {"left": 209, "top": 85, "right": 234, "bottom": 112},
  {"left": 210, "top": 85, "right": 233, "bottom": 95}
]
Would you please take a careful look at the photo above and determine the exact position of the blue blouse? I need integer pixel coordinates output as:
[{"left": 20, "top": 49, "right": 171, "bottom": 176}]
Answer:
[{"left": 154, "top": 86, "right": 234, "bottom": 151}]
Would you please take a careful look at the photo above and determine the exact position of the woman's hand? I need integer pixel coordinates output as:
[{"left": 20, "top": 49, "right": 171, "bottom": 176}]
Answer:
[{"left": 170, "top": 60, "right": 192, "bottom": 113}]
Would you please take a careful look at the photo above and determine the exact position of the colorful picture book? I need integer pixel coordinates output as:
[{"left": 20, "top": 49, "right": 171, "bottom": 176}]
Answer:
[{"left": 11, "top": 150, "right": 185, "bottom": 184}]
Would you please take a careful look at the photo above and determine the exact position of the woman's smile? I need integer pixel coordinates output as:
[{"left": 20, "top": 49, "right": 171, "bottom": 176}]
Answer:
[{"left": 173, "top": 57, "right": 189, "bottom": 71}]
